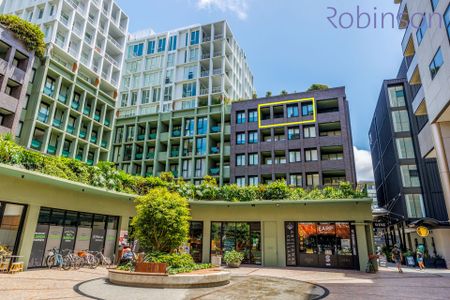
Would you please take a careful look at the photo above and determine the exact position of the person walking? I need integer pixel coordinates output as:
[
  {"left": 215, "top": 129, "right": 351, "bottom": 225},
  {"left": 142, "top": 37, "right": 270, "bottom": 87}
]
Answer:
[
  {"left": 391, "top": 245, "right": 403, "bottom": 273},
  {"left": 416, "top": 245, "right": 425, "bottom": 271}
]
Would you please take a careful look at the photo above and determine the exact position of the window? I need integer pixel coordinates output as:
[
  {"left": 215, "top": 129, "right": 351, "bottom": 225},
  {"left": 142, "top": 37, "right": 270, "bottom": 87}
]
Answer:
[
  {"left": 129, "top": 43, "right": 143, "bottom": 57},
  {"left": 236, "top": 154, "right": 246, "bottom": 166},
  {"left": 195, "top": 158, "right": 205, "bottom": 177},
  {"left": 190, "top": 30, "right": 200, "bottom": 45},
  {"left": 38, "top": 7, "right": 44, "bottom": 19},
  {"left": 142, "top": 89, "right": 150, "bottom": 104},
  {"left": 290, "top": 174, "right": 302, "bottom": 187},
  {"left": 23, "top": 94, "right": 30, "bottom": 109},
  {"left": 446, "top": 4, "right": 450, "bottom": 40},
  {"left": 147, "top": 40, "right": 155, "bottom": 54},
  {"left": 236, "top": 111, "right": 246, "bottom": 124},
  {"left": 164, "top": 86, "right": 173, "bottom": 101},
  {"left": 158, "top": 38, "right": 166, "bottom": 52},
  {"left": 196, "top": 136, "right": 206, "bottom": 154},
  {"left": 396, "top": 137, "right": 415, "bottom": 159},
  {"left": 431, "top": 0, "right": 439, "bottom": 11},
  {"left": 130, "top": 91, "right": 138, "bottom": 105},
  {"left": 182, "top": 82, "right": 196, "bottom": 97},
  {"left": 248, "top": 176, "right": 259, "bottom": 186},
  {"left": 416, "top": 17, "right": 428, "bottom": 45},
  {"left": 236, "top": 132, "right": 246, "bottom": 145},
  {"left": 0, "top": 114, "right": 4, "bottom": 126},
  {"left": 197, "top": 117, "right": 207, "bottom": 135},
  {"left": 120, "top": 93, "right": 128, "bottom": 107},
  {"left": 287, "top": 104, "right": 299, "bottom": 117},
  {"left": 248, "top": 110, "right": 257, "bottom": 122},
  {"left": 301, "top": 103, "right": 313, "bottom": 116},
  {"left": 392, "top": 110, "right": 410, "bottom": 132},
  {"left": 248, "top": 131, "right": 258, "bottom": 144},
  {"left": 405, "top": 194, "right": 425, "bottom": 218},
  {"left": 152, "top": 87, "right": 161, "bottom": 102},
  {"left": 306, "top": 173, "right": 320, "bottom": 187},
  {"left": 289, "top": 150, "right": 301, "bottom": 162},
  {"left": 167, "top": 53, "right": 175, "bottom": 67},
  {"left": 182, "top": 160, "right": 191, "bottom": 178},
  {"left": 401, "top": 165, "right": 421, "bottom": 187},
  {"left": 49, "top": 5, "right": 55, "bottom": 16},
  {"left": 236, "top": 177, "right": 245, "bottom": 187},
  {"left": 184, "top": 118, "right": 194, "bottom": 136},
  {"left": 184, "top": 65, "right": 197, "bottom": 80},
  {"left": 303, "top": 125, "right": 316, "bottom": 138},
  {"left": 288, "top": 127, "right": 300, "bottom": 140},
  {"left": 305, "top": 148, "right": 318, "bottom": 161},
  {"left": 168, "top": 35, "right": 177, "bottom": 51},
  {"left": 429, "top": 48, "right": 444, "bottom": 79},
  {"left": 248, "top": 153, "right": 258, "bottom": 165},
  {"left": 388, "top": 86, "right": 405, "bottom": 107},
  {"left": 189, "top": 48, "right": 199, "bottom": 62}
]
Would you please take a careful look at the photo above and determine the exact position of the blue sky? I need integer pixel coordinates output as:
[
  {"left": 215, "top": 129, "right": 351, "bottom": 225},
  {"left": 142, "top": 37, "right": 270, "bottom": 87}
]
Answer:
[{"left": 116, "top": 0, "right": 405, "bottom": 181}]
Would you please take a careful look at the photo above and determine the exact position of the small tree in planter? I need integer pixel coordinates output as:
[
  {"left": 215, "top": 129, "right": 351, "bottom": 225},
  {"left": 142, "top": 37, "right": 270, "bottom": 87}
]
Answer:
[{"left": 223, "top": 250, "right": 244, "bottom": 268}]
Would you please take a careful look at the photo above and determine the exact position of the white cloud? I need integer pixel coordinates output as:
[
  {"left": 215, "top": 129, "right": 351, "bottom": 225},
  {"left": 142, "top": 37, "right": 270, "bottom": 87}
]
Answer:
[
  {"left": 353, "top": 146, "right": 374, "bottom": 182},
  {"left": 196, "top": 0, "right": 250, "bottom": 20}
]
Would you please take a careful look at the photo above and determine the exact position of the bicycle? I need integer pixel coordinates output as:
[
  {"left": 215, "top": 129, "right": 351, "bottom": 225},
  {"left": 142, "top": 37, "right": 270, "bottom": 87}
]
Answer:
[
  {"left": 77, "top": 250, "right": 98, "bottom": 269},
  {"left": 62, "top": 250, "right": 82, "bottom": 270},
  {"left": 45, "top": 248, "right": 71, "bottom": 270},
  {"left": 93, "top": 250, "right": 112, "bottom": 267}
]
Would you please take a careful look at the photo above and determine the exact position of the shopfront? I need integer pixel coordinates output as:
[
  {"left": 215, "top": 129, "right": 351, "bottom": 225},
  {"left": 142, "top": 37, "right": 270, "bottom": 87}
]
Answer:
[
  {"left": 285, "top": 221, "right": 358, "bottom": 269},
  {"left": 28, "top": 208, "right": 119, "bottom": 268},
  {"left": 210, "top": 221, "right": 261, "bottom": 265},
  {"left": 188, "top": 221, "right": 203, "bottom": 263},
  {"left": 0, "top": 201, "right": 27, "bottom": 257}
]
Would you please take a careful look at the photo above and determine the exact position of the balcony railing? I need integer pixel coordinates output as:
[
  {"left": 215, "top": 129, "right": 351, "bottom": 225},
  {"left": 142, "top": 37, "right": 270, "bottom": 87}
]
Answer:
[
  {"left": 170, "top": 150, "right": 179, "bottom": 157},
  {"left": 52, "top": 118, "right": 62, "bottom": 128},
  {"left": 47, "top": 145, "right": 56, "bottom": 155},
  {"left": 37, "top": 112, "right": 49, "bottom": 123},
  {"left": 31, "top": 139, "right": 42, "bottom": 150},
  {"left": 203, "top": 36, "right": 211, "bottom": 43},
  {"left": 210, "top": 146, "right": 220, "bottom": 154},
  {"left": 62, "top": 150, "right": 70, "bottom": 158},
  {"left": 200, "top": 88, "right": 209, "bottom": 95},
  {"left": 146, "top": 152, "right": 155, "bottom": 159},
  {"left": 148, "top": 133, "right": 157, "bottom": 139},
  {"left": 94, "top": 113, "right": 101, "bottom": 122},
  {"left": 104, "top": 118, "right": 111, "bottom": 127},
  {"left": 79, "top": 131, "right": 87, "bottom": 139},
  {"left": 201, "top": 53, "right": 210, "bottom": 59},
  {"left": 66, "top": 125, "right": 75, "bottom": 134},
  {"left": 212, "top": 68, "right": 222, "bottom": 75},
  {"left": 172, "top": 130, "right": 181, "bottom": 137},
  {"left": 211, "top": 125, "right": 221, "bottom": 133},
  {"left": 87, "top": 159, "right": 94, "bottom": 166},
  {"left": 83, "top": 107, "right": 91, "bottom": 116},
  {"left": 71, "top": 101, "right": 80, "bottom": 110},
  {"left": 58, "top": 94, "right": 67, "bottom": 104},
  {"left": 200, "top": 71, "right": 209, "bottom": 77},
  {"left": 135, "top": 153, "right": 143, "bottom": 160},
  {"left": 43, "top": 87, "right": 54, "bottom": 97},
  {"left": 214, "top": 33, "right": 224, "bottom": 40},
  {"left": 105, "top": 53, "right": 119, "bottom": 67},
  {"left": 209, "top": 167, "right": 220, "bottom": 175},
  {"left": 211, "top": 86, "right": 222, "bottom": 93},
  {"left": 213, "top": 51, "right": 222, "bottom": 57},
  {"left": 137, "top": 134, "right": 145, "bottom": 141},
  {"left": 90, "top": 136, "right": 97, "bottom": 144},
  {"left": 109, "top": 37, "right": 122, "bottom": 48},
  {"left": 101, "top": 140, "right": 107, "bottom": 148}
]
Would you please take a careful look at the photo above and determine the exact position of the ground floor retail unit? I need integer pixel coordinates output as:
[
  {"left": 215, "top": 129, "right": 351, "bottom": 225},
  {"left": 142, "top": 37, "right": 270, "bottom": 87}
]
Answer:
[{"left": 0, "top": 164, "right": 374, "bottom": 271}]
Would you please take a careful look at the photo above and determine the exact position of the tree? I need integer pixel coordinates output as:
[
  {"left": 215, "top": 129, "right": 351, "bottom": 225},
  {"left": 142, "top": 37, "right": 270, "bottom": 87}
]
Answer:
[
  {"left": 252, "top": 92, "right": 257, "bottom": 99},
  {"left": 131, "top": 187, "right": 191, "bottom": 253},
  {"left": 280, "top": 90, "right": 288, "bottom": 96},
  {"left": 265, "top": 91, "right": 272, "bottom": 97},
  {"left": 307, "top": 84, "right": 329, "bottom": 92}
]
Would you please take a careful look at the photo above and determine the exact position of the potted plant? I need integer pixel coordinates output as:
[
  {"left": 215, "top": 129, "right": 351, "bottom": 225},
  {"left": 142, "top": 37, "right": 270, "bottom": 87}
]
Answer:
[{"left": 223, "top": 250, "right": 244, "bottom": 268}]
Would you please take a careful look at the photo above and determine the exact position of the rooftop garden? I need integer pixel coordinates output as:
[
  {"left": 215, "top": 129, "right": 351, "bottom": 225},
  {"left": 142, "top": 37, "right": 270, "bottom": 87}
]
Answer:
[
  {"left": 0, "top": 134, "right": 367, "bottom": 201},
  {"left": 0, "top": 14, "right": 46, "bottom": 59}
]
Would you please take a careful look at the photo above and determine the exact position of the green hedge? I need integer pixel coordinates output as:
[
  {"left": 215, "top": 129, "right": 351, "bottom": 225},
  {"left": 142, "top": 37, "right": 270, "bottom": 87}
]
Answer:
[
  {"left": 0, "top": 14, "right": 46, "bottom": 59},
  {"left": 0, "top": 135, "right": 367, "bottom": 201}
]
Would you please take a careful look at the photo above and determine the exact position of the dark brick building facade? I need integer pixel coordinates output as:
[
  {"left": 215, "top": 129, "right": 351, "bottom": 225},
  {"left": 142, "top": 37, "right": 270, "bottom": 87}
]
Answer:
[{"left": 230, "top": 87, "right": 356, "bottom": 187}]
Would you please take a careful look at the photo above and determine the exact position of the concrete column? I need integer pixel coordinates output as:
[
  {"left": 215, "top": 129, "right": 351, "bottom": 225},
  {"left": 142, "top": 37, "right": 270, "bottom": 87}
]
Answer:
[
  {"left": 355, "top": 223, "right": 369, "bottom": 272},
  {"left": 202, "top": 221, "right": 211, "bottom": 263},
  {"left": 17, "top": 204, "right": 40, "bottom": 270},
  {"left": 431, "top": 122, "right": 450, "bottom": 222}
]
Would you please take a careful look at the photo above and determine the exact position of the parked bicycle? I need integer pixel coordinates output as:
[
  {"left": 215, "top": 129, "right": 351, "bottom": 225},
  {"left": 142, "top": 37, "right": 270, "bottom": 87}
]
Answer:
[
  {"left": 45, "top": 248, "right": 71, "bottom": 270},
  {"left": 77, "top": 250, "right": 98, "bottom": 269},
  {"left": 92, "top": 250, "right": 112, "bottom": 267}
]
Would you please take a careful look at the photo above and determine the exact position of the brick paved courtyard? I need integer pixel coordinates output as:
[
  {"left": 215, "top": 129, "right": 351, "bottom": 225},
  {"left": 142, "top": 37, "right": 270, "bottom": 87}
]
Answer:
[{"left": 1, "top": 265, "right": 450, "bottom": 300}]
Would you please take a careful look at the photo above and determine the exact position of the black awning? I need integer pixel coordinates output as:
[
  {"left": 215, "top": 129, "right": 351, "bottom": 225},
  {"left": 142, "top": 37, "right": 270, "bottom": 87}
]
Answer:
[{"left": 407, "top": 218, "right": 447, "bottom": 228}]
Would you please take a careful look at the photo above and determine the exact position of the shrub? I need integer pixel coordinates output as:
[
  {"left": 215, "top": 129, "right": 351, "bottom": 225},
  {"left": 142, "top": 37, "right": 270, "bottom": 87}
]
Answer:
[
  {"left": 261, "top": 180, "right": 291, "bottom": 200},
  {"left": 223, "top": 250, "right": 244, "bottom": 264},
  {"left": 307, "top": 84, "right": 329, "bottom": 92},
  {"left": 144, "top": 252, "right": 194, "bottom": 268},
  {"left": 131, "top": 187, "right": 191, "bottom": 253},
  {"left": 0, "top": 15, "right": 46, "bottom": 59}
]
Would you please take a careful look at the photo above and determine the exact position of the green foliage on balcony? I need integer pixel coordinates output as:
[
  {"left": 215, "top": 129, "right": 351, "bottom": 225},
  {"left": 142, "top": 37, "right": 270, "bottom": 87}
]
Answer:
[
  {"left": 58, "top": 94, "right": 67, "bottom": 103},
  {"left": 52, "top": 119, "right": 62, "bottom": 128},
  {"left": 94, "top": 114, "right": 101, "bottom": 122},
  {"left": 172, "top": 130, "right": 181, "bottom": 137},
  {"left": 210, "top": 126, "right": 221, "bottom": 133},
  {"left": 79, "top": 131, "right": 86, "bottom": 139},
  {"left": 101, "top": 140, "right": 107, "bottom": 148},
  {"left": 0, "top": 135, "right": 368, "bottom": 201},
  {"left": 104, "top": 119, "right": 110, "bottom": 127},
  {"left": 0, "top": 15, "right": 46, "bottom": 59}
]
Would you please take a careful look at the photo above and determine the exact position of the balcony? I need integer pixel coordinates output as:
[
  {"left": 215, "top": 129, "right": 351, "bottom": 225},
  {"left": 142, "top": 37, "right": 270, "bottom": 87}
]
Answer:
[
  {"left": 58, "top": 94, "right": 67, "bottom": 104},
  {"left": 148, "top": 133, "right": 157, "bottom": 140},
  {"left": 31, "top": 139, "right": 42, "bottom": 150},
  {"left": 201, "top": 53, "right": 210, "bottom": 60},
  {"left": 101, "top": 140, "right": 107, "bottom": 148},
  {"left": 146, "top": 152, "right": 155, "bottom": 159},
  {"left": 210, "top": 146, "right": 220, "bottom": 154},
  {"left": 83, "top": 106, "right": 91, "bottom": 116},
  {"left": 94, "top": 113, "right": 101, "bottom": 122},
  {"left": 90, "top": 136, "right": 97, "bottom": 144},
  {"left": 172, "top": 130, "right": 181, "bottom": 137},
  {"left": 200, "top": 88, "right": 209, "bottom": 95},
  {"left": 210, "top": 167, "right": 220, "bottom": 176},
  {"left": 75, "top": 154, "right": 82, "bottom": 161},
  {"left": 214, "top": 33, "right": 223, "bottom": 40},
  {"left": 135, "top": 153, "right": 143, "bottom": 160},
  {"left": 213, "top": 51, "right": 222, "bottom": 58},
  {"left": 52, "top": 118, "right": 63, "bottom": 128},
  {"left": 62, "top": 150, "right": 70, "bottom": 157},
  {"left": 200, "top": 71, "right": 209, "bottom": 77},
  {"left": 87, "top": 159, "right": 94, "bottom": 166},
  {"left": 79, "top": 131, "right": 87, "bottom": 139},
  {"left": 47, "top": 145, "right": 56, "bottom": 155},
  {"left": 66, "top": 125, "right": 75, "bottom": 134},
  {"left": 43, "top": 87, "right": 54, "bottom": 97},
  {"left": 37, "top": 112, "right": 49, "bottom": 123},
  {"left": 71, "top": 101, "right": 80, "bottom": 110},
  {"left": 212, "top": 68, "right": 222, "bottom": 75},
  {"left": 104, "top": 118, "right": 111, "bottom": 127},
  {"left": 211, "top": 86, "right": 221, "bottom": 94},
  {"left": 210, "top": 126, "right": 221, "bottom": 133}
]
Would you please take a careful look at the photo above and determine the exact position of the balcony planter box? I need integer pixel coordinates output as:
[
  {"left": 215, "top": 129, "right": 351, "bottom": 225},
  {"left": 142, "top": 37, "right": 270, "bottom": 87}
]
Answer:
[
  {"left": 47, "top": 146, "right": 56, "bottom": 155},
  {"left": 210, "top": 168, "right": 220, "bottom": 175},
  {"left": 104, "top": 119, "right": 111, "bottom": 126},
  {"left": 43, "top": 87, "right": 53, "bottom": 97},
  {"left": 62, "top": 150, "right": 70, "bottom": 158},
  {"left": 38, "top": 113, "right": 48, "bottom": 123},
  {"left": 134, "top": 262, "right": 167, "bottom": 274},
  {"left": 101, "top": 141, "right": 107, "bottom": 148},
  {"left": 75, "top": 155, "right": 82, "bottom": 161},
  {"left": 171, "top": 151, "right": 179, "bottom": 157},
  {"left": 79, "top": 131, "right": 87, "bottom": 139},
  {"left": 87, "top": 159, "right": 94, "bottom": 166},
  {"left": 83, "top": 107, "right": 91, "bottom": 116},
  {"left": 71, "top": 101, "right": 80, "bottom": 110},
  {"left": 135, "top": 153, "right": 143, "bottom": 160},
  {"left": 90, "top": 137, "right": 97, "bottom": 144},
  {"left": 67, "top": 125, "right": 75, "bottom": 134},
  {"left": 210, "top": 147, "right": 219, "bottom": 154},
  {"left": 94, "top": 114, "right": 101, "bottom": 122},
  {"left": 146, "top": 152, "right": 154, "bottom": 159}
]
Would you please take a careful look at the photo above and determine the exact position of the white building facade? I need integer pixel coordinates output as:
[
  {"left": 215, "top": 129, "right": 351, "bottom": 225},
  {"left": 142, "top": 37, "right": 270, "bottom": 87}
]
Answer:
[{"left": 118, "top": 20, "right": 254, "bottom": 117}]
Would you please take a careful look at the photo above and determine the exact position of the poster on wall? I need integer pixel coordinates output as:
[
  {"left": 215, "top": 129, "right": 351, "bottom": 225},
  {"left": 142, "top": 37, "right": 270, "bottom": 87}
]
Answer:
[
  {"left": 74, "top": 227, "right": 91, "bottom": 252},
  {"left": 90, "top": 229, "right": 106, "bottom": 252},
  {"left": 28, "top": 224, "right": 49, "bottom": 268},
  {"left": 43, "top": 226, "right": 63, "bottom": 264},
  {"left": 60, "top": 227, "right": 77, "bottom": 251},
  {"left": 285, "top": 222, "right": 297, "bottom": 266}
]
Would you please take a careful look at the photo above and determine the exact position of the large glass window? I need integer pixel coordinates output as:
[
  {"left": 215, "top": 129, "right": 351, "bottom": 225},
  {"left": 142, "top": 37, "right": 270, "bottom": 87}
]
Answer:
[
  {"left": 431, "top": 0, "right": 439, "bottom": 11},
  {"left": 0, "top": 202, "right": 26, "bottom": 256},
  {"left": 429, "top": 48, "right": 444, "bottom": 80},
  {"left": 236, "top": 132, "right": 246, "bottom": 145},
  {"left": 289, "top": 174, "right": 302, "bottom": 186},
  {"left": 184, "top": 118, "right": 194, "bottom": 136},
  {"left": 236, "top": 154, "right": 246, "bottom": 166},
  {"left": 416, "top": 17, "right": 428, "bottom": 45},
  {"left": 445, "top": 4, "right": 450, "bottom": 40},
  {"left": 236, "top": 111, "right": 246, "bottom": 124},
  {"left": 210, "top": 222, "right": 261, "bottom": 265},
  {"left": 396, "top": 137, "right": 415, "bottom": 159},
  {"left": 392, "top": 110, "right": 410, "bottom": 132},
  {"left": 405, "top": 194, "right": 426, "bottom": 218},
  {"left": 400, "top": 165, "right": 421, "bottom": 187},
  {"left": 388, "top": 86, "right": 405, "bottom": 107},
  {"left": 288, "top": 127, "right": 300, "bottom": 140},
  {"left": 189, "top": 221, "right": 203, "bottom": 263},
  {"left": 287, "top": 104, "right": 299, "bottom": 117},
  {"left": 289, "top": 150, "right": 301, "bottom": 162},
  {"left": 248, "top": 153, "right": 258, "bottom": 165},
  {"left": 196, "top": 137, "right": 206, "bottom": 155},
  {"left": 197, "top": 117, "right": 207, "bottom": 135},
  {"left": 306, "top": 173, "right": 320, "bottom": 187},
  {"left": 248, "top": 131, "right": 258, "bottom": 144},
  {"left": 303, "top": 125, "right": 316, "bottom": 138},
  {"left": 305, "top": 148, "right": 318, "bottom": 161},
  {"left": 248, "top": 110, "right": 257, "bottom": 122}
]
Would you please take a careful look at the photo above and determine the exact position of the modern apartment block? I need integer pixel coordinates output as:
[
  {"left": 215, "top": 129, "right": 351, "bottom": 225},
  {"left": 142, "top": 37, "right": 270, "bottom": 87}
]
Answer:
[
  {"left": 0, "top": 24, "right": 35, "bottom": 135},
  {"left": 113, "top": 103, "right": 232, "bottom": 185},
  {"left": 1, "top": 0, "right": 128, "bottom": 165},
  {"left": 117, "top": 20, "right": 254, "bottom": 118},
  {"left": 230, "top": 88, "right": 356, "bottom": 187},
  {"left": 396, "top": 0, "right": 450, "bottom": 219},
  {"left": 369, "top": 66, "right": 449, "bottom": 263}
]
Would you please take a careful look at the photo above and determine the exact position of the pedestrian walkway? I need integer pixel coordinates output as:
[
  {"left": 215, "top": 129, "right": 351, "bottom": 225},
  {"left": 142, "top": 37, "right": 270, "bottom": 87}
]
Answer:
[{"left": 0, "top": 266, "right": 449, "bottom": 300}]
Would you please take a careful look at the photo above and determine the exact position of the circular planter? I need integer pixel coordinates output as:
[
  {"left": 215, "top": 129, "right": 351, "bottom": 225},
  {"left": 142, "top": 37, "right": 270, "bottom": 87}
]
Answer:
[
  {"left": 108, "top": 268, "right": 231, "bottom": 288},
  {"left": 226, "top": 261, "right": 241, "bottom": 268}
]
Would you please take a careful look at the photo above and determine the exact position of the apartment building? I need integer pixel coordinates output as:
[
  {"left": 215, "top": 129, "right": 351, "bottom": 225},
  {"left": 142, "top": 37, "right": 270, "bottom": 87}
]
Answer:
[
  {"left": 396, "top": 0, "right": 450, "bottom": 219},
  {"left": 369, "top": 73, "right": 449, "bottom": 257},
  {"left": 113, "top": 104, "right": 232, "bottom": 185},
  {"left": 0, "top": 24, "right": 35, "bottom": 135},
  {"left": 230, "top": 88, "right": 356, "bottom": 187},
  {"left": 1, "top": 0, "right": 128, "bottom": 165}
]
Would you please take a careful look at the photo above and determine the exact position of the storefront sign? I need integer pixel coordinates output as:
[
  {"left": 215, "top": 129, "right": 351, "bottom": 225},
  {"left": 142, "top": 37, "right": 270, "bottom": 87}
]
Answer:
[
  {"left": 373, "top": 220, "right": 387, "bottom": 229},
  {"left": 90, "top": 229, "right": 106, "bottom": 251},
  {"left": 285, "top": 222, "right": 296, "bottom": 266},
  {"left": 416, "top": 226, "right": 429, "bottom": 237},
  {"left": 60, "top": 227, "right": 77, "bottom": 251},
  {"left": 28, "top": 224, "right": 49, "bottom": 268}
]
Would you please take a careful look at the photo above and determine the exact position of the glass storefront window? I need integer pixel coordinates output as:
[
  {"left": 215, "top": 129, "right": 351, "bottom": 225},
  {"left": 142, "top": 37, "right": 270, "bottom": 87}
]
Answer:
[
  {"left": 64, "top": 211, "right": 78, "bottom": 227},
  {"left": 93, "top": 214, "right": 107, "bottom": 229},
  {"left": 189, "top": 221, "right": 203, "bottom": 263},
  {"left": 0, "top": 203, "right": 26, "bottom": 256},
  {"left": 79, "top": 213, "right": 93, "bottom": 227},
  {"left": 49, "top": 209, "right": 64, "bottom": 226}
]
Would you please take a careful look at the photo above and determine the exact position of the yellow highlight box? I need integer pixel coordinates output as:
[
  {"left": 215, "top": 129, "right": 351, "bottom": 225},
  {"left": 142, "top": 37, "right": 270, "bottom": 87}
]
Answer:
[{"left": 257, "top": 98, "right": 316, "bottom": 129}]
